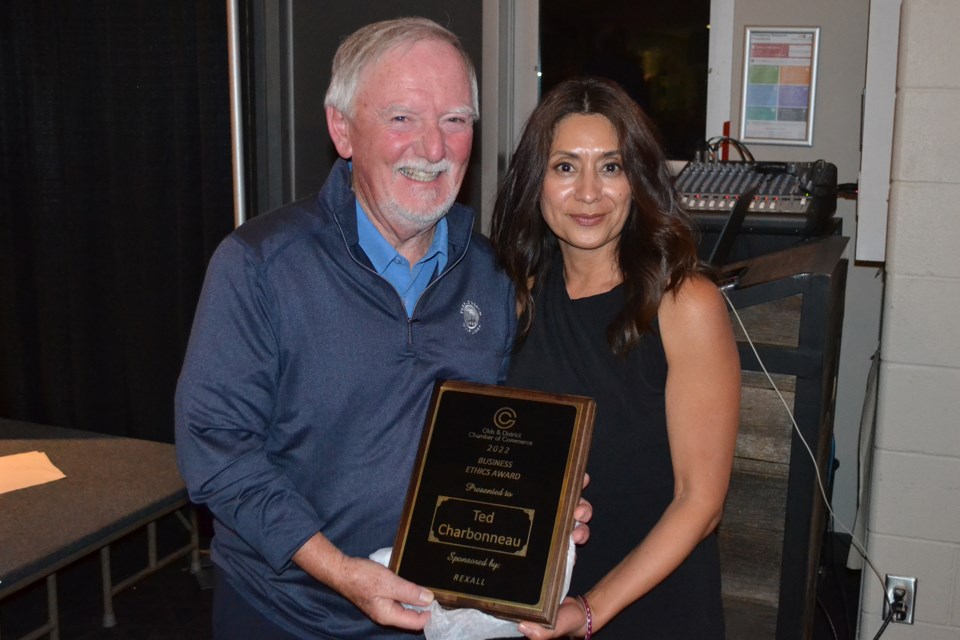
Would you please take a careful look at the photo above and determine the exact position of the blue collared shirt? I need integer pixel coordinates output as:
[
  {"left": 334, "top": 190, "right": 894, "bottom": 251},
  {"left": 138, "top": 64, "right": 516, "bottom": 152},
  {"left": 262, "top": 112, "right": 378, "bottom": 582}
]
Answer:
[{"left": 356, "top": 202, "right": 448, "bottom": 317}]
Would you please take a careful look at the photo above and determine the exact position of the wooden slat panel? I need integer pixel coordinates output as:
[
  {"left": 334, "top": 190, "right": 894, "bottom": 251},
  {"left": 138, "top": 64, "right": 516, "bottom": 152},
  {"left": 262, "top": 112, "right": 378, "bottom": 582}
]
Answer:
[
  {"left": 729, "top": 294, "right": 803, "bottom": 348},
  {"left": 719, "top": 366, "right": 796, "bottom": 620},
  {"left": 719, "top": 460, "right": 789, "bottom": 605},
  {"left": 736, "top": 371, "right": 796, "bottom": 464},
  {"left": 742, "top": 370, "right": 795, "bottom": 393},
  {"left": 719, "top": 521, "right": 785, "bottom": 605},
  {"left": 723, "top": 595, "right": 779, "bottom": 640}
]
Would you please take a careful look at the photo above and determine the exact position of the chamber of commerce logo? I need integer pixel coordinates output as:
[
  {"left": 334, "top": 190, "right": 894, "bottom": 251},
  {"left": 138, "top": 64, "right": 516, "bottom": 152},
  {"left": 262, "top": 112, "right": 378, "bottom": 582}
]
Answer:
[
  {"left": 493, "top": 407, "right": 517, "bottom": 429},
  {"left": 460, "top": 300, "right": 482, "bottom": 334}
]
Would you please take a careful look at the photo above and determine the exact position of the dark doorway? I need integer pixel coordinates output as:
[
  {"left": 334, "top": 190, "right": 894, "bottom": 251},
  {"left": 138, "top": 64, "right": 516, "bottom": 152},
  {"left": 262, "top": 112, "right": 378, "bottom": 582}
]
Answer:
[{"left": 539, "top": 0, "right": 710, "bottom": 160}]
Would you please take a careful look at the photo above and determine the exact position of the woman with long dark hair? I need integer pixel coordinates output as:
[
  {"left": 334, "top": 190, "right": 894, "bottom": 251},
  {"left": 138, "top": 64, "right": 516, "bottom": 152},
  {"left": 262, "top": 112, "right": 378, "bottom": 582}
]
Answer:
[{"left": 492, "top": 77, "right": 740, "bottom": 639}]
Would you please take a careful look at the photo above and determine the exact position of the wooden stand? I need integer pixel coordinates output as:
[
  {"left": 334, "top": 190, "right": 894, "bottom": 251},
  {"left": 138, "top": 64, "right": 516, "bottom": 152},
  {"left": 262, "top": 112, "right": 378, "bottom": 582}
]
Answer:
[{"left": 717, "top": 236, "right": 848, "bottom": 639}]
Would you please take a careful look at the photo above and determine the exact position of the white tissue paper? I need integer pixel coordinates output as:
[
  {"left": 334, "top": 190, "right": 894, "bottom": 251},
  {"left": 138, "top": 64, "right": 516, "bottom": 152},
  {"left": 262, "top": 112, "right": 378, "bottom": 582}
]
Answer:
[{"left": 370, "top": 537, "right": 576, "bottom": 640}]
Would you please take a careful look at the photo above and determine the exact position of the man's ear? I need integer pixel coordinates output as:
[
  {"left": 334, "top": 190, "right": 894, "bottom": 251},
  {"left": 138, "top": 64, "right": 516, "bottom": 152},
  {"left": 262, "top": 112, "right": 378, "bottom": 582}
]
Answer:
[{"left": 326, "top": 106, "right": 353, "bottom": 159}]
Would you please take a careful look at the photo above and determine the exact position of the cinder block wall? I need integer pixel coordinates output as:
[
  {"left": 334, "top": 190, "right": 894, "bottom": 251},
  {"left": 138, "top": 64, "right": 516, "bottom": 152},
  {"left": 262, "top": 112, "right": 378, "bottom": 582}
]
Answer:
[{"left": 858, "top": 0, "right": 960, "bottom": 636}]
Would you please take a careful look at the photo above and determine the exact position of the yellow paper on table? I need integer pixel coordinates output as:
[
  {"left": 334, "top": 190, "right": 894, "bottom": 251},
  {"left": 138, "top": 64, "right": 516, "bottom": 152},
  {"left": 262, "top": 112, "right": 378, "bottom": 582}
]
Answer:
[{"left": 0, "top": 451, "right": 66, "bottom": 495}]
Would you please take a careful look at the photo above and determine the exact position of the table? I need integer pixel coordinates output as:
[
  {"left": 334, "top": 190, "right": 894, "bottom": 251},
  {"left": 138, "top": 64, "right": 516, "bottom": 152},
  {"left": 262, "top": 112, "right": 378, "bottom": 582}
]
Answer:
[{"left": 0, "top": 419, "right": 199, "bottom": 640}]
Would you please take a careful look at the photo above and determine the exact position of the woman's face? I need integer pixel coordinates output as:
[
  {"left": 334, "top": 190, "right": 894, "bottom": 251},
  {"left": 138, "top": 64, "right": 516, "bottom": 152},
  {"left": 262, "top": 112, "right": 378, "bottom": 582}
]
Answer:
[{"left": 540, "top": 114, "right": 632, "bottom": 261}]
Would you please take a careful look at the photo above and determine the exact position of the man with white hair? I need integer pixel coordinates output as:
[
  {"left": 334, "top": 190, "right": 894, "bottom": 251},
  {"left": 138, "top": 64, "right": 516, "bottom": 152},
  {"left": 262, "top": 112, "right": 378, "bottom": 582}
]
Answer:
[{"left": 176, "top": 17, "right": 590, "bottom": 640}]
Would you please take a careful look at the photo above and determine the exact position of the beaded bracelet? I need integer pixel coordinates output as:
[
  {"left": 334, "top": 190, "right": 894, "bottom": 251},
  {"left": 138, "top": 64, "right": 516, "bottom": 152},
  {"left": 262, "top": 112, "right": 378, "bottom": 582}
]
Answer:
[{"left": 575, "top": 594, "right": 593, "bottom": 640}]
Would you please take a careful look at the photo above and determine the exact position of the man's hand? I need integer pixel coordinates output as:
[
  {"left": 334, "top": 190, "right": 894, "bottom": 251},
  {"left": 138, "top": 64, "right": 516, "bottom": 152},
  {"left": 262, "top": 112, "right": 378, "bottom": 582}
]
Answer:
[
  {"left": 292, "top": 533, "right": 433, "bottom": 631},
  {"left": 333, "top": 555, "right": 434, "bottom": 630},
  {"left": 571, "top": 473, "right": 592, "bottom": 545}
]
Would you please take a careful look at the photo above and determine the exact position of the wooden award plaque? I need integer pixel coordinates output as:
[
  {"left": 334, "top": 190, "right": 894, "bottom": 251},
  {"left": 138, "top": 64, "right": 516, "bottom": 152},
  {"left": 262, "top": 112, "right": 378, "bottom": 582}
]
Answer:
[{"left": 389, "top": 380, "right": 595, "bottom": 626}]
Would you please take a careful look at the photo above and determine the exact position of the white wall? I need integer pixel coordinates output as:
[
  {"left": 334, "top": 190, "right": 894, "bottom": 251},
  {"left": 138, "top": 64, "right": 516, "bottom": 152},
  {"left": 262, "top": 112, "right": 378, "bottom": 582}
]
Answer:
[
  {"left": 858, "top": 0, "right": 960, "bottom": 636},
  {"left": 730, "top": 0, "right": 879, "bottom": 533}
]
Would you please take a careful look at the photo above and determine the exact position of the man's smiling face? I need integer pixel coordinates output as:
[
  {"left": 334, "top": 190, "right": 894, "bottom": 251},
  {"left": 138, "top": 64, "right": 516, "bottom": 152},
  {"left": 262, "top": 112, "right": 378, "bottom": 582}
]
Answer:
[{"left": 327, "top": 38, "right": 475, "bottom": 247}]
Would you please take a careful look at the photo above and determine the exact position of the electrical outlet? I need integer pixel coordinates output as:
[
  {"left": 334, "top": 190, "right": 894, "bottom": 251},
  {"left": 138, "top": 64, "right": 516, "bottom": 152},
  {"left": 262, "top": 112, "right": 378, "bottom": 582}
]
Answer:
[{"left": 883, "top": 575, "right": 917, "bottom": 624}]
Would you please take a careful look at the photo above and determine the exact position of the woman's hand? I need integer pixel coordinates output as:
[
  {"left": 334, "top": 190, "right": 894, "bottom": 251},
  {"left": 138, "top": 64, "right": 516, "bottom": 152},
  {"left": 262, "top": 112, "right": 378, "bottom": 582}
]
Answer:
[
  {"left": 516, "top": 596, "right": 589, "bottom": 639},
  {"left": 572, "top": 473, "right": 592, "bottom": 545}
]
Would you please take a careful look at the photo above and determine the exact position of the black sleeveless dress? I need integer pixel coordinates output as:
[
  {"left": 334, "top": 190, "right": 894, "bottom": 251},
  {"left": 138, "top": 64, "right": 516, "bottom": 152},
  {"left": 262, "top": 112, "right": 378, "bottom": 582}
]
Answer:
[{"left": 507, "top": 261, "right": 724, "bottom": 639}]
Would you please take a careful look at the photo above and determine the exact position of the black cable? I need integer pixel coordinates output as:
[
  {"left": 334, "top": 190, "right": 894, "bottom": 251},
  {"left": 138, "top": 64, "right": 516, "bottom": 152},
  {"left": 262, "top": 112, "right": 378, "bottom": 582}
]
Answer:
[
  {"left": 824, "top": 520, "right": 854, "bottom": 639},
  {"left": 814, "top": 511, "right": 853, "bottom": 640},
  {"left": 835, "top": 555, "right": 853, "bottom": 638},
  {"left": 871, "top": 608, "right": 895, "bottom": 640},
  {"left": 703, "top": 136, "right": 755, "bottom": 163},
  {"left": 816, "top": 595, "right": 840, "bottom": 640}
]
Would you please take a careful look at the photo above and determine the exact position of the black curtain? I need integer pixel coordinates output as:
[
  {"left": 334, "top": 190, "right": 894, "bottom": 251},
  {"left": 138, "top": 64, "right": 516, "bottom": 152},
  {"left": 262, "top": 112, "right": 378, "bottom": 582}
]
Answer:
[{"left": 1, "top": 2, "right": 235, "bottom": 442}]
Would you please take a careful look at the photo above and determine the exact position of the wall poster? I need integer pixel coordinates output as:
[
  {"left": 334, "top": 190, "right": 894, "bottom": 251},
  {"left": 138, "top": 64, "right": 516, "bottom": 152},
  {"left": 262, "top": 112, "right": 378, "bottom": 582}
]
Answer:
[{"left": 740, "top": 26, "right": 820, "bottom": 146}]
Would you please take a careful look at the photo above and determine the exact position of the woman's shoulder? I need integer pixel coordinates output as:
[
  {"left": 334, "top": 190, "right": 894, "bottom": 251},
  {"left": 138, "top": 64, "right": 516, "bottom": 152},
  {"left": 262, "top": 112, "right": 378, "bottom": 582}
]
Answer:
[
  {"left": 656, "top": 273, "right": 735, "bottom": 355},
  {"left": 660, "top": 273, "right": 725, "bottom": 317}
]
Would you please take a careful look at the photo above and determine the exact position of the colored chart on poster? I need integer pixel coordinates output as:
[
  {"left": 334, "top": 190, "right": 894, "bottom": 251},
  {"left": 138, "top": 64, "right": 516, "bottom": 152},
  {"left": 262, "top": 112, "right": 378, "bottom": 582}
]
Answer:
[{"left": 740, "top": 28, "right": 819, "bottom": 145}]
